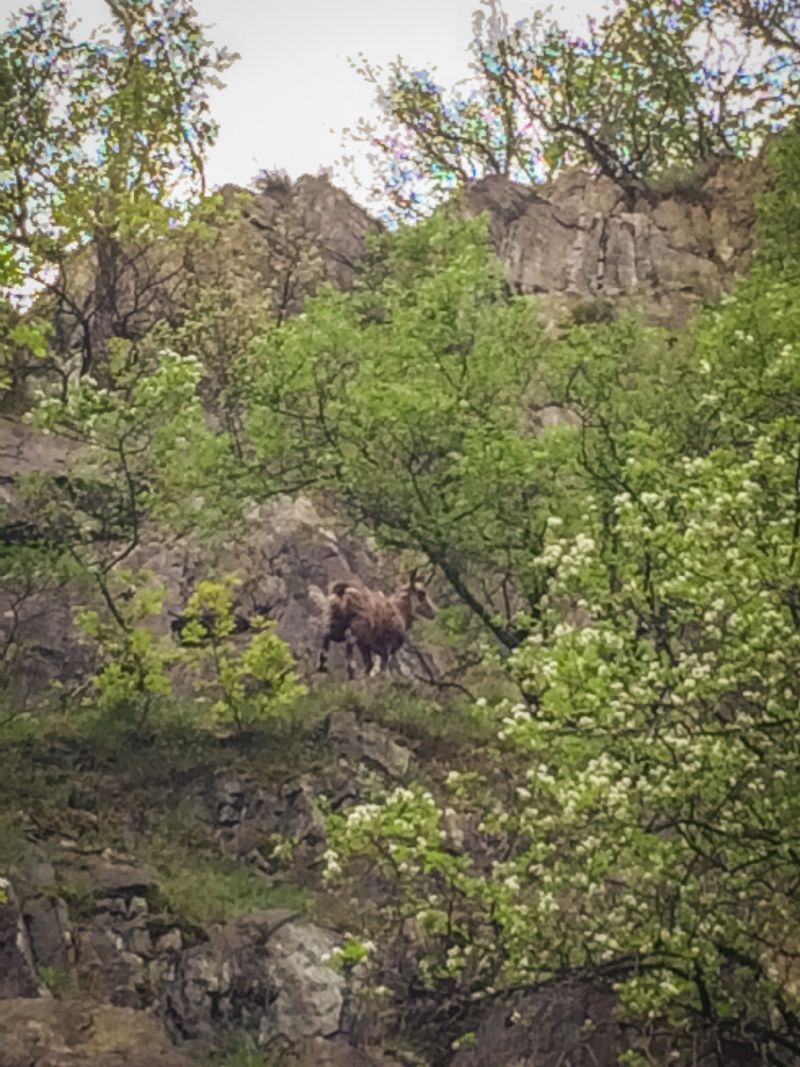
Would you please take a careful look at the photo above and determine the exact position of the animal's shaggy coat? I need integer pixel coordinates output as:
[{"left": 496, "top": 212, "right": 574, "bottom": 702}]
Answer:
[{"left": 316, "top": 572, "right": 436, "bottom": 678}]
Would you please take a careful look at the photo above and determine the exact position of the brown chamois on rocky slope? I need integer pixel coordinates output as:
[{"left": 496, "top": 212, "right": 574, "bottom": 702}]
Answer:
[{"left": 314, "top": 570, "right": 436, "bottom": 678}]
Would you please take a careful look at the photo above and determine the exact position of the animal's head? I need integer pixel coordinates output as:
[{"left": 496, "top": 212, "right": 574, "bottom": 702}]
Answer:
[{"left": 407, "top": 568, "right": 437, "bottom": 620}]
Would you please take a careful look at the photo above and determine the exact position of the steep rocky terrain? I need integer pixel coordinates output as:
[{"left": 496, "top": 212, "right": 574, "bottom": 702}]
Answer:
[
  {"left": 459, "top": 157, "right": 763, "bottom": 328},
  {"left": 0, "top": 159, "right": 769, "bottom": 1067}
]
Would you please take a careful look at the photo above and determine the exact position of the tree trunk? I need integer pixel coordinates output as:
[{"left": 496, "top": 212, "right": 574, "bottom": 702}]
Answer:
[{"left": 85, "top": 230, "right": 119, "bottom": 375}]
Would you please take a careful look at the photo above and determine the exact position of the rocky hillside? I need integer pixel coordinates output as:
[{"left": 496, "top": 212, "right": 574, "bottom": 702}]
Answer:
[
  {"left": 0, "top": 706, "right": 432, "bottom": 1067},
  {"left": 0, "top": 157, "right": 775, "bottom": 1067}
]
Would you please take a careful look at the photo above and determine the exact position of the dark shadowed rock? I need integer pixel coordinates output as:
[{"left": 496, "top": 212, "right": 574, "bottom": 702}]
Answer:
[
  {"left": 0, "top": 877, "right": 42, "bottom": 998},
  {"left": 203, "top": 770, "right": 326, "bottom": 867},
  {"left": 75, "top": 925, "right": 149, "bottom": 1009},
  {"left": 452, "top": 980, "right": 619, "bottom": 1067},
  {"left": 22, "top": 894, "right": 75, "bottom": 975},
  {"left": 85, "top": 859, "right": 155, "bottom": 899},
  {"left": 451, "top": 978, "right": 765, "bottom": 1067}
]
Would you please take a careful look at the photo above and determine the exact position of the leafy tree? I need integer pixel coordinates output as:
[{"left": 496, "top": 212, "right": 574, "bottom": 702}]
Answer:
[
  {"left": 349, "top": 0, "right": 800, "bottom": 217},
  {"left": 0, "top": 0, "right": 235, "bottom": 377},
  {"left": 73, "top": 573, "right": 305, "bottom": 735},
  {"left": 322, "top": 124, "right": 800, "bottom": 1061},
  {"left": 246, "top": 169, "right": 328, "bottom": 324},
  {"left": 75, "top": 573, "right": 175, "bottom": 726},
  {"left": 178, "top": 578, "right": 306, "bottom": 738},
  {"left": 25, "top": 343, "right": 234, "bottom": 627},
  {"left": 244, "top": 211, "right": 580, "bottom": 648}
]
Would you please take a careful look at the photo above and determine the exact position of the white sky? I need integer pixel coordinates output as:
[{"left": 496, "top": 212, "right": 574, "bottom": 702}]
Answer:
[{"left": 1, "top": 0, "right": 602, "bottom": 206}]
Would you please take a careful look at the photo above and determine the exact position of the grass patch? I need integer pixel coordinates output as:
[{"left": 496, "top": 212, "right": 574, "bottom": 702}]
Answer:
[
  {"left": 39, "top": 965, "right": 80, "bottom": 999},
  {"left": 0, "top": 810, "right": 30, "bottom": 874},
  {"left": 299, "top": 677, "right": 499, "bottom": 749},
  {"left": 202, "top": 1030, "right": 279, "bottom": 1067},
  {"left": 139, "top": 833, "right": 317, "bottom": 927}
]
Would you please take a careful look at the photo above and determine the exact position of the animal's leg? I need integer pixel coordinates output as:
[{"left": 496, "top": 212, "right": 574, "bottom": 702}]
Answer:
[
  {"left": 359, "top": 643, "right": 374, "bottom": 677},
  {"left": 370, "top": 653, "right": 389, "bottom": 678},
  {"left": 317, "top": 633, "right": 331, "bottom": 673},
  {"left": 346, "top": 635, "right": 357, "bottom": 680}
]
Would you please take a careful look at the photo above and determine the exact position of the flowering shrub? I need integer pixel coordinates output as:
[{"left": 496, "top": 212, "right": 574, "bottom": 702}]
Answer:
[{"left": 321, "top": 128, "right": 800, "bottom": 1056}]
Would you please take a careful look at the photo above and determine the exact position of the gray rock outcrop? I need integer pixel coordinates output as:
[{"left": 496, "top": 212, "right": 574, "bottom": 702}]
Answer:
[
  {"left": 162, "top": 910, "right": 349, "bottom": 1048},
  {"left": 458, "top": 158, "right": 764, "bottom": 328}
]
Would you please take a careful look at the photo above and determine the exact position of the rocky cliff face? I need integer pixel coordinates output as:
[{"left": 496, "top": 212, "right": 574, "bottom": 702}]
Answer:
[{"left": 458, "top": 157, "right": 764, "bottom": 328}]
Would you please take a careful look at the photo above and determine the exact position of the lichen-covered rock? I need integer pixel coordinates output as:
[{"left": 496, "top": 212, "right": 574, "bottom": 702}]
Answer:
[
  {"left": 0, "top": 877, "right": 43, "bottom": 998},
  {"left": 162, "top": 910, "right": 348, "bottom": 1050},
  {"left": 0, "top": 998, "right": 193, "bottom": 1067}
]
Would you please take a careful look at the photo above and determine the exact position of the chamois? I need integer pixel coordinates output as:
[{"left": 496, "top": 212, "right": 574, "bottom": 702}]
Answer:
[{"left": 315, "top": 570, "right": 436, "bottom": 679}]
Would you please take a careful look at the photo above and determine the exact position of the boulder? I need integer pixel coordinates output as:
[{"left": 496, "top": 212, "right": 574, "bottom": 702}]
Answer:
[{"left": 163, "top": 910, "right": 348, "bottom": 1049}]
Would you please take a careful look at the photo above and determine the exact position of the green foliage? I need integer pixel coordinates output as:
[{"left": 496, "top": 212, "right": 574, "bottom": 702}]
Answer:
[
  {"left": 141, "top": 833, "right": 315, "bottom": 927},
  {"left": 38, "top": 965, "right": 79, "bottom": 999},
  {"left": 246, "top": 211, "right": 578, "bottom": 647},
  {"left": 179, "top": 579, "right": 306, "bottom": 737},
  {"left": 321, "top": 124, "right": 800, "bottom": 1058},
  {"left": 0, "top": 0, "right": 235, "bottom": 377},
  {"left": 758, "top": 116, "right": 800, "bottom": 277},
  {"left": 202, "top": 1030, "right": 276, "bottom": 1067},
  {"left": 568, "top": 298, "right": 616, "bottom": 327},
  {"left": 75, "top": 574, "right": 175, "bottom": 726},
  {"left": 350, "top": 0, "right": 800, "bottom": 216},
  {"left": 71, "top": 571, "right": 305, "bottom": 737},
  {"left": 0, "top": 810, "right": 29, "bottom": 874},
  {"left": 0, "top": 0, "right": 232, "bottom": 271},
  {"left": 14, "top": 345, "right": 237, "bottom": 691},
  {"left": 326, "top": 934, "right": 373, "bottom": 971},
  {"left": 32, "top": 346, "right": 231, "bottom": 539}
]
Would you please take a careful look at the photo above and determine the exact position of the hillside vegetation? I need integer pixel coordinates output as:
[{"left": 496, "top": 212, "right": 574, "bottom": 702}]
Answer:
[{"left": 2, "top": 2, "right": 800, "bottom": 1066}]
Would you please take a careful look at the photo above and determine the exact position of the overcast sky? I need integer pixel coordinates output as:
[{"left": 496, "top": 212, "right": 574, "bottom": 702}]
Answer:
[{"left": 1, "top": 0, "right": 600, "bottom": 206}]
